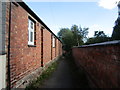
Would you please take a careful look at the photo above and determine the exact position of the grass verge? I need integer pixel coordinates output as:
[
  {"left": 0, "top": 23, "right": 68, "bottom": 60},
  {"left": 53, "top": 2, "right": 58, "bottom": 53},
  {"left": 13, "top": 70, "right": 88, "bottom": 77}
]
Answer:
[{"left": 25, "top": 60, "right": 59, "bottom": 90}]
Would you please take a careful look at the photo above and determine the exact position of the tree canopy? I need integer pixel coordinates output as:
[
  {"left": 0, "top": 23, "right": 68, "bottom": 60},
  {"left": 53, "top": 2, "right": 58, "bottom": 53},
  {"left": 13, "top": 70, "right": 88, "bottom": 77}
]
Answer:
[
  {"left": 112, "top": 25, "right": 120, "bottom": 40},
  {"left": 58, "top": 25, "right": 115, "bottom": 52},
  {"left": 112, "top": 18, "right": 120, "bottom": 40},
  {"left": 85, "top": 31, "right": 111, "bottom": 45},
  {"left": 57, "top": 25, "right": 89, "bottom": 51}
]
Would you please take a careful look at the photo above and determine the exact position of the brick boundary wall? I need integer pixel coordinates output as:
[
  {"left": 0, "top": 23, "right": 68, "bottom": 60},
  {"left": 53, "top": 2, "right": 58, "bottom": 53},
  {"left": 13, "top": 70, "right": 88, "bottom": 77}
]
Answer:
[{"left": 72, "top": 40, "right": 120, "bottom": 88}]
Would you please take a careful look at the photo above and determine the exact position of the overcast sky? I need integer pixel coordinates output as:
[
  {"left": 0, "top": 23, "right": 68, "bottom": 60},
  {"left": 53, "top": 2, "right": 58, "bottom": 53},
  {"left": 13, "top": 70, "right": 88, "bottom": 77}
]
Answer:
[{"left": 24, "top": 0, "right": 119, "bottom": 37}]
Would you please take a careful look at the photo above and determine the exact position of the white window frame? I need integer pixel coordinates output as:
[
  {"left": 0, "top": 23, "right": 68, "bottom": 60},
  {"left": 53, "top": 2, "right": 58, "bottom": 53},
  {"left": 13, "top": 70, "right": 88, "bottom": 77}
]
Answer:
[
  {"left": 28, "top": 19, "right": 34, "bottom": 45},
  {"left": 52, "top": 36, "right": 56, "bottom": 48}
]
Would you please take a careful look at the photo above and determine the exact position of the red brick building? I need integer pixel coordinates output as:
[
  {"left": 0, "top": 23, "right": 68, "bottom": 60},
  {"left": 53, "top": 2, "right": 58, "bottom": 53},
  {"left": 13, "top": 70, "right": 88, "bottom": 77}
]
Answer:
[{"left": 0, "top": 1, "right": 62, "bottom": 89}]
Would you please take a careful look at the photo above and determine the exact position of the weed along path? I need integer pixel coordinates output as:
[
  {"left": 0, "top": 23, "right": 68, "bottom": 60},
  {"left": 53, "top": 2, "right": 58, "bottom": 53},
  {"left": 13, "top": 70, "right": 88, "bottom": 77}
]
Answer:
[
  {"left": 41, "top": 56, "right": 89, "bottom": 88},
  {"left": 41, "top": 57, "right": 74, "bottom": 88}
]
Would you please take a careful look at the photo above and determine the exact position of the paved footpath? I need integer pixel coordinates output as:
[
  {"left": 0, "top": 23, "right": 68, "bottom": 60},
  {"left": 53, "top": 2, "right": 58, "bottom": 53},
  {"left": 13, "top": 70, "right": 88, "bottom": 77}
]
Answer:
[{"left": 41, "top": 57, "right": 89, "bottom": 88}]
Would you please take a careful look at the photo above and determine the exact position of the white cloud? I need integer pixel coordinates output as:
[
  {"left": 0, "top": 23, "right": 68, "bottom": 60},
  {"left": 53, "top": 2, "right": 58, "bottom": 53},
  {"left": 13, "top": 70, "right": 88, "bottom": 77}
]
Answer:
[{"left": 98, "top": 0, "right": 119, "bottom": 9}]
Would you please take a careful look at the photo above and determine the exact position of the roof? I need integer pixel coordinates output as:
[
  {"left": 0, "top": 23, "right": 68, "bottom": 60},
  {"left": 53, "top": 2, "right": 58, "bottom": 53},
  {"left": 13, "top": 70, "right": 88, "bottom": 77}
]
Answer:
[{"left": 17, "top": 2, "right": 62, "bottom": 43}]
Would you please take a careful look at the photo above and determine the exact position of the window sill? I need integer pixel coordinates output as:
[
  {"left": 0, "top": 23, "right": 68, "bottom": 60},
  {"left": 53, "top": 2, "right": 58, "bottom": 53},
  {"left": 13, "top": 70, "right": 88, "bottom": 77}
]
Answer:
[
  {"left": 0, "top": 52, "right": 7, "bottom": 55},
  {"left": 28, "top": 45, "right": 36, "bottom": 47}
]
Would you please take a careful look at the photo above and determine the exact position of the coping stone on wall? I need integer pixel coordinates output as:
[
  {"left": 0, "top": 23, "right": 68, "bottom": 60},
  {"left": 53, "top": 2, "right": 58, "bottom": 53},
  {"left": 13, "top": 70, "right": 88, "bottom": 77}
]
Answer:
[{"left": 73, "top": 40, "right": 120, "bottom": 48}]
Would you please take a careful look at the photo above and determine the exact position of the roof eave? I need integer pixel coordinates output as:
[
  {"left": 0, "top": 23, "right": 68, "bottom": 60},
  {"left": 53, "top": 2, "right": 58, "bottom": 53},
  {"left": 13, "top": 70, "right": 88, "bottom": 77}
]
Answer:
[{"left": 17, "top": 2, "right": 62, "bottom": 43}]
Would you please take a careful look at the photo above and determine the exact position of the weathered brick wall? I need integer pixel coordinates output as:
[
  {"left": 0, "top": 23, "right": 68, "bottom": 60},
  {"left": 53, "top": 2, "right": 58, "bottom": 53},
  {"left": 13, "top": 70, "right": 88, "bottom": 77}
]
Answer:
[
  {"left": 43, "top": 29, "right": 52, "bottom": 65},
  {"left": 7, "top": 3, "right": 42, "bottom": 87},
  {"left": 58, "top": 41, "right": 61, "bottom": 56},
  {"left": 51, "top": 37, "right": 62, "bottom": 60},
  {"left": 5, "top": 2, "right": 62, "bottom": 88},
  {"left": 72, "top": 41, "right": 120, "bottom": 88},
  {"left": 58, "top": 40, "right": 62, "bottom": 56},
  {"left": 56, "top": 39, "right": 59, "bottom": 57}
]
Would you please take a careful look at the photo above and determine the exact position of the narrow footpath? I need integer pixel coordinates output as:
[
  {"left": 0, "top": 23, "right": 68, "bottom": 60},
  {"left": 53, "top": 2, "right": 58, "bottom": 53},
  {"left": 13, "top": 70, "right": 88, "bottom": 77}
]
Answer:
[{"left": 41, "top": 56, "right": 89, "bottom": 88}]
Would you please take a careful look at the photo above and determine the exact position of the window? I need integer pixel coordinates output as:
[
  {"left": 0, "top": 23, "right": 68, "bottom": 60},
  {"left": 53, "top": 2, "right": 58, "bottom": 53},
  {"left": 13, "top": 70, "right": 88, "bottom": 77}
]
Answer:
[
  {"left": 52, "top": 36, "right": 56, "bottom": 48},
  {"left": 28, "top": 18, "right": 35, "bottom": 45}
]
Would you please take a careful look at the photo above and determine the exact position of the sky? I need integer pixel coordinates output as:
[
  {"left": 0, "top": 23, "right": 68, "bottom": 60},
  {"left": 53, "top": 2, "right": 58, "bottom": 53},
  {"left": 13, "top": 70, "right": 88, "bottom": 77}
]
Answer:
[{"left": 23, "top": 0, "right": 119, "bottom": 37}]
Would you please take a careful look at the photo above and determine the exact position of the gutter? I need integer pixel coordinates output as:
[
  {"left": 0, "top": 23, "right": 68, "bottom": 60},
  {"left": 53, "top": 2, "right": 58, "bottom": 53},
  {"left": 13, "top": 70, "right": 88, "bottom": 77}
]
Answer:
[{"left": 8, "top": 2, "right": 11, "bottom": 90}]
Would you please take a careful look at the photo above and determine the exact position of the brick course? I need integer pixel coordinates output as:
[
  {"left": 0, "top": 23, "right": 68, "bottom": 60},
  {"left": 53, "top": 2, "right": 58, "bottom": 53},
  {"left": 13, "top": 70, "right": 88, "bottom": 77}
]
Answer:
[{"left": 72, "top": 43, "right": 120, "bottom": 88}]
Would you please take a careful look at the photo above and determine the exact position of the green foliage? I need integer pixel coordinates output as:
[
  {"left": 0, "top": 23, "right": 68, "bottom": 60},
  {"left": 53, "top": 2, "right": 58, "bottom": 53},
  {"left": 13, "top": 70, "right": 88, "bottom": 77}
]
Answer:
[
  {"left": 112, "top": 18, "right": 120, "bottom": 40},
  {"left": 71, "top": 25, "right": 89, "bottom": 46},
  {"left": 57, "top": 28, "right": 70, "bottom": 40},
  {"left": 25, "top": 61, "right": 58, "bottom": 89},
  {"left": 58, "top": 25, "right": 112, "bottom": 48},
  {"left": 112, "top": 25, "right": 120, "bottom": 40},
  {"left": 71, "top": 25, "right": 81, "bottom": 46},
  {"left": 79, "top": 26, "right": 89, "bottom": 39},
  {"left": 62, "top": 30, "right": 75, "bottom": 51},
  {"left": 57, "top": 25, "right": 89, "bottom": 51},
  {"left": 94, "top": 31, "right": 106, "bottom": 37},
  {"left": 85, "top": 31, "right": 111, "bottom": 44}
]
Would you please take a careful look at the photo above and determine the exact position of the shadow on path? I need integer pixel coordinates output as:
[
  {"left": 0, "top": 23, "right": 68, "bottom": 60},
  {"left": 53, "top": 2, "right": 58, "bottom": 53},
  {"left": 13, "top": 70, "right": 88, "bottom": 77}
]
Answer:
[{"left": 41, "top": 56, "right": 89, "bottom": 88}]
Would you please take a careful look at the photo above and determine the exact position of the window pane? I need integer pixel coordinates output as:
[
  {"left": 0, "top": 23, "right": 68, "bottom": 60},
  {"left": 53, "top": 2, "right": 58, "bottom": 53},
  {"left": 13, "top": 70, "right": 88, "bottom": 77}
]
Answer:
[
  {"left": 28, "top": 18, "right": 35, "bottom": 45},
  {"left": 31, "top": 22, "right": 33, "bottom": 29},
  {"left": 28, "top": 30, "right": 29, "bottom": 41},
  {"left": 30, "top": 32, "right": 33, "bottom": 42},
  {"left": 52, "top": 37, "right": 55, "bottom": 47}
]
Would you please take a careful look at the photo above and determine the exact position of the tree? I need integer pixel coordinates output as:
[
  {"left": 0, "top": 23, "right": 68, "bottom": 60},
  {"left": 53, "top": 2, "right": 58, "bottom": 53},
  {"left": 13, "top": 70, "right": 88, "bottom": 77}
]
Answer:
[
  {"left": 85, "top": 31, "right": 110, "bottom": 44},
  {"left": 57, "top": 28, "right": 70, "bottom": 40},
  {"left": 62, "top": 30, "right": 74, "bottom": 51},
  {"left": 57, "top": 28, "right": 74, "bottom": 51},
  {"left": 112, "top": 18, "right": 120, "bottom": 40},
  {"left": 112, "top": 25, "right": 120, "bottom": 40},
  {"left": 79, "top": 26, "right": 89, "bottom": 43},
  {"left": 94, "top": 31, "right": 106, "bottom": 37},
  {"left": 71, "top": 25, "right": 81, "bottom": 46},
  {"left": 57, "top": 25, "right": 89, "bottom": 52},
  {"left": 71, "top": 25, "right": 89, "bottom": 46}
]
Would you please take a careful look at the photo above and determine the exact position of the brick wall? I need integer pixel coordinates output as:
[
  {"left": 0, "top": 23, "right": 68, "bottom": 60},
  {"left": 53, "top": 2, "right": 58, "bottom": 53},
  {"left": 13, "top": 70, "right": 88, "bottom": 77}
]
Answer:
[
  {"left": 5, "top": 2, "right": 62, "bottom": 88},
  {"left": 58, "top": 41, "right": 62, "bottom": 56},
  {"left": 7, "top": 3, "right": 42, "bottom": 87},
  {"left": 72, "top": 41, "right": 120, "bottom": 88},
  {"left": 56, "top": 39, "right": 59, "bottom": 57},
  {"left": 43, "top": 29, "right": 52, "bottom": 65}
]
